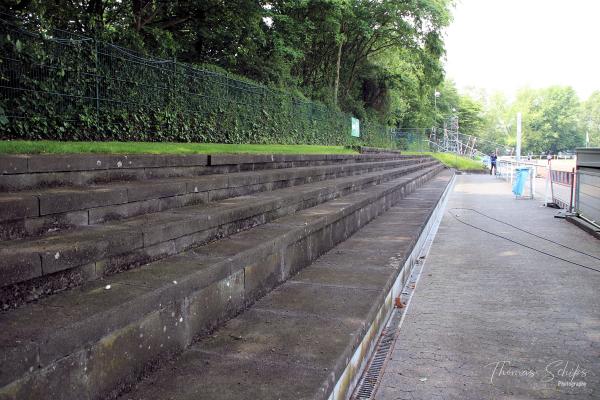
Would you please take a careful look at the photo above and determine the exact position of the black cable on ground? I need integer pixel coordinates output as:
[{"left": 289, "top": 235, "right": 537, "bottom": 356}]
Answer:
[
  {"left": 448, "top": 210, "right": 600, "bottom": 274},
  {"left": 450, "top": 207, "right": 600, "bottom": 262}
]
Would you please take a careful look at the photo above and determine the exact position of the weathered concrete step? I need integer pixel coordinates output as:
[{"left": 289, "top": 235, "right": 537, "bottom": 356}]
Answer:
[
  {"left": 0, "top": 158, "right": 429, "bottom": 241},
  {"left": 359, "top": 146, "right": 403, "bottom": 154},
  {"left": 0, "top": 161, "right": 440, "bottom": 309},
  {"left": 0, "top": 164, "right": 446, "bottom": 400},
  {"left": 0, "top": 153, "right": 423, "bottom": 191},
  {"left": 117, "top": 170, "right": 454, "bottom": 400}
]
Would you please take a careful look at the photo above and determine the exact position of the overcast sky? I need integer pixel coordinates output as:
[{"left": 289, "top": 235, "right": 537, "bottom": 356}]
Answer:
[{"left": 444, "top": 0, "right": 600, "bottom": 100}]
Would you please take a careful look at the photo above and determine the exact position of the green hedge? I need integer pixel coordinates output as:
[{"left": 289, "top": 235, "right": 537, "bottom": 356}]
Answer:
[{"left": 0, "top": 18, "right": 393, "bottom": 148}]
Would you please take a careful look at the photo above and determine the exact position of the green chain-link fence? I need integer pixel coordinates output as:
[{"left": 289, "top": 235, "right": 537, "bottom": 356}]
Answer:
[{"left": 391, "top": 130, "right": 430, "bottom": 152}]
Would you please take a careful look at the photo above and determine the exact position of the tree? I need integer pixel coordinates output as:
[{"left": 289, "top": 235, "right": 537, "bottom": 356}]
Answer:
[
  {"left": 270, "top": 0, "right": 451, "bottom": 117},
  {"left": 515, "top": 87, "right": 582, "bottom": 153},
  {"left": 457, "top": 94, "right": 484, "bottom": 137},
  {"left": 478, "top": 91, "right": 514, "bottom": 153},
  {"left": 580, "top": 91, "right": 600, "bottom": 147},
  {"left": 477, "top": 87, "right": 586, "bottom": 154}
]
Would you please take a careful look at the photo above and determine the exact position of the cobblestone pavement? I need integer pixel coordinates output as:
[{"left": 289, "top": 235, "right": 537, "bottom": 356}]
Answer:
[{"left": 374, "top": 175, "right": 600, "bottom": 400}]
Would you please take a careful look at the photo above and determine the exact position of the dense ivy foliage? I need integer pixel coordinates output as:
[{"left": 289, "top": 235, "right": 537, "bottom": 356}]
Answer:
[
  {"left": 0, "top": 16, "right": 393, "bottom": 146},
  {"left": 0, "top": 0, "right": 452, "bottom": 146}
]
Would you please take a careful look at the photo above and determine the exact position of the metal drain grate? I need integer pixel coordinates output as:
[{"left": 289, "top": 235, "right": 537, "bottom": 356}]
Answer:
[
  {"left": 351, "top": 309, "right": 403, "bottom": 400},
  {"left": 351, "top": 262, "right": 423, "bottom": 399}
]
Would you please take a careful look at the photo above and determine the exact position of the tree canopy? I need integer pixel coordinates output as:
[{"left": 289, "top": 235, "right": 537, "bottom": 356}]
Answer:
[
  {"left": 5, "top": 1, "right": 592, "bottom": 152},
  {"left": 476, "top": 86, "right": 590, "bottom": 154},
  {"left": 1, "top": 0, "right": 453, "bottom": 130}
]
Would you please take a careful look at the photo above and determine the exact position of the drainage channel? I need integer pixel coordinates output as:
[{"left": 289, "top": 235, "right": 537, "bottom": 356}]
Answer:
[
  {"left": 349, "top": 176, "right": 454, "bottom": 400},
  {"left": 351, "top": 305, "right": 404, "bottom": 400},
  {"left": 350, "top": 257, "right": 426, "bottom": 400}
]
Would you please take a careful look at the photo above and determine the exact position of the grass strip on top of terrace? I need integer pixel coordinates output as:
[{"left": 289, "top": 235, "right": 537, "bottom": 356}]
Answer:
[
  {"left": 0, "top": 141, "right": 358, "bottom": 155},
  {"left": 404, "top": 151, "right": 486, "bottom": 171}
]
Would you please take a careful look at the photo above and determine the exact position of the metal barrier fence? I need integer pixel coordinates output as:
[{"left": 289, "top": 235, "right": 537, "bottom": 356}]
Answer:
[
  {"left": 496, "top": 159, "right": 537, "bottom": 199},
  {"left": 575, "top": 169, "right": 600, "bottom": 226},
  {"left": 550, "top": 169, "right": 575, "bottom": 187},
  {"left": 496, "top": 159, "right": 580, "bottom": 209},
  {"left": 503, "top": 154, "right": 576, "bottom": 161},
  {"left": 0, "top": 14, "right": 389, "bottom": 144},
  {"left": 548, "top": 168, "right": 575, "bottom": 210}
]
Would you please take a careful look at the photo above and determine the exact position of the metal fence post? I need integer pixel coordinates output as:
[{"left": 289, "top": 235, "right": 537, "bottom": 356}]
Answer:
[
  {"left": 569, "top": 167, "right": 575, "bottom": 212},
  {"left": 532, "top": 165, "right": 537, "bottom": 197},
  {"left": 94, "top": 39, "right": 100, "bottom": 126},
  {"left": 575, "top": 170, "right": 580, "bottom": 215},
  {"left": 171, "top": 57, "right": 177, "bottom": 132},
  {"left": 528, "top": 166, "right": 532, "bottom": 198}
]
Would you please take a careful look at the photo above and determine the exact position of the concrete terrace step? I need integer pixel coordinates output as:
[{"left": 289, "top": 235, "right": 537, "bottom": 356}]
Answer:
[
  {"left": 0, "top": 160, "right": 440, "bottom": 309},
  {"left": 0, "top": 157, "right": 429, "bottom": 241},
  {"left": 0, "top": 153, "right": 423, "bottom": 191},
  {"left": 0, "top": 164, "right": 446, "bottom": 400},
  {"left": 118, "top": 170, "right": 454, "bottom": 400}
]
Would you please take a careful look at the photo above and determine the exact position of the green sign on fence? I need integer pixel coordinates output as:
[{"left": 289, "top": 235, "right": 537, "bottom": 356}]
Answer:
[{"left": 351, "top": 117, "right": 360, "bottom": 137}]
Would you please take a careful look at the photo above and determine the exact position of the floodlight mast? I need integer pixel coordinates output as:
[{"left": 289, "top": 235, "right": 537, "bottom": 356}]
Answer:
[{"left": 516, "top": 112, "right": 522, "bottom": 161}]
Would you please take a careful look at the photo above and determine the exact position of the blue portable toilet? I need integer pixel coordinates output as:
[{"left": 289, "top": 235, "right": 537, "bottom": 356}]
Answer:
[{"left": 512, "top": 167, "right": 529, "bottom": 196}]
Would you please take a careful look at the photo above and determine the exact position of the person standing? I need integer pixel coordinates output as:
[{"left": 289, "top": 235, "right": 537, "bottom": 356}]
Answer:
[{"left": 490, "top": 152, "right": 498, "bottom": 175}]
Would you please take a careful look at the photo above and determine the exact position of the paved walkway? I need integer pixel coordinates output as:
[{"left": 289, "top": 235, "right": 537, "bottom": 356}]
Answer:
[{"left": 374, "top": 174, "right": 600, "bottom": 400}]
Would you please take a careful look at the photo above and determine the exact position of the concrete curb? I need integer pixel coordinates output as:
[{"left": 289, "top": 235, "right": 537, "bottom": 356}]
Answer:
[{"left": 566, "top": 215, "right": 600, "bottom": 239}]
